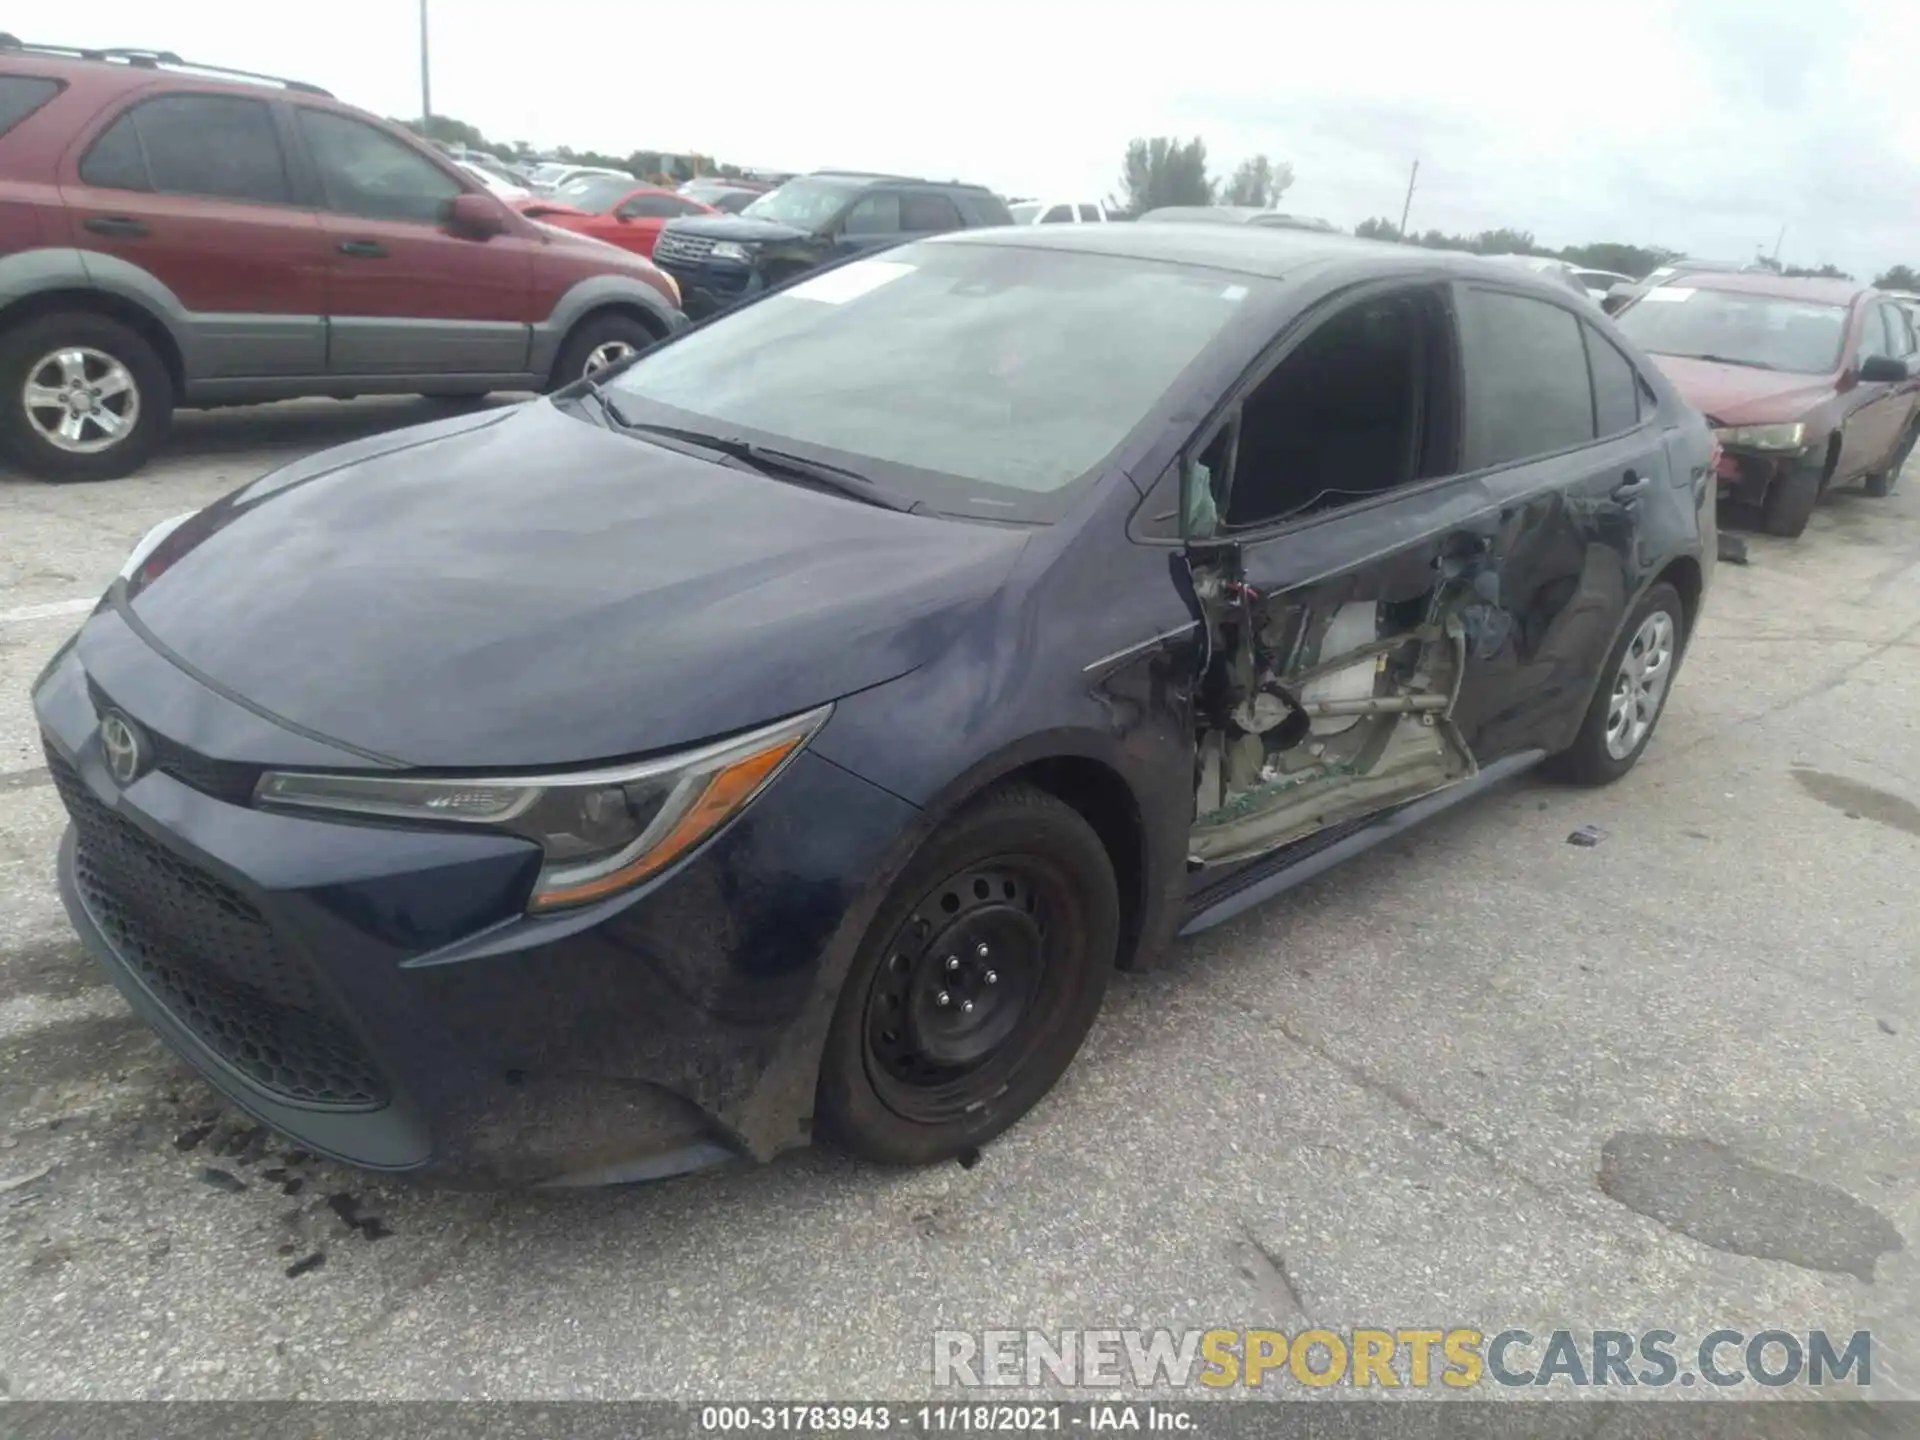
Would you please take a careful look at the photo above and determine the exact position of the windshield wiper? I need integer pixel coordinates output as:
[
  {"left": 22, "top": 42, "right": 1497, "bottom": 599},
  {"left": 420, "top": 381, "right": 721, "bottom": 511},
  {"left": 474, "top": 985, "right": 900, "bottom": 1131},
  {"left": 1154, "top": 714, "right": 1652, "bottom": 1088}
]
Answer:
[
  {"left": 619, "top": 422, "right": 915, "bottom": 511},
  {"left": 1681, "top": 352, "right": 1780, "bottom": 371}
]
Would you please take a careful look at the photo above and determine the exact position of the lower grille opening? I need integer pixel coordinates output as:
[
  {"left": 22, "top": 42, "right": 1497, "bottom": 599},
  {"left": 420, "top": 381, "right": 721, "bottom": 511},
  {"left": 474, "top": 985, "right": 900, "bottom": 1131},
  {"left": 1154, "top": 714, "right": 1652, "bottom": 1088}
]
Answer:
[{"left": 49, "top": 751, "right": 388, "bottom": 1110}]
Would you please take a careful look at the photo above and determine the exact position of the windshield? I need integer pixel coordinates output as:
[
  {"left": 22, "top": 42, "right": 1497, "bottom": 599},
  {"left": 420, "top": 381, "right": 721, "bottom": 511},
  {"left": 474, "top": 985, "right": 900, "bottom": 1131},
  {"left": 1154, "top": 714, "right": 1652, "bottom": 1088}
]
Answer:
[
  {"left": 1009, "top": 202, "right": 1042, "bottom": 224},
  {"left": 603, "top": 240, "right": 1267, "bottom": 520},
  {"left": 1615, "top": 288, "right": 1849, "bottom": 374},
  {"left": 741, "top": 177, "right": 862, "bottom": 230},
  {"left": 552, "top": 175, "right": 634, "bottom": 213}
]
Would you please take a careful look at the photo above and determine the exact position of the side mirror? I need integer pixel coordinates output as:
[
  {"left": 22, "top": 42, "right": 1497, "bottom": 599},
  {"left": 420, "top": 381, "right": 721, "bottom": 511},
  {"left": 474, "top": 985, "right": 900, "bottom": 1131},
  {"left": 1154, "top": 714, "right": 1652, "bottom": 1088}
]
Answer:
[
  {"left": 446, "top": 192, "right": 507, "bottom": 239},
  {"left": 613, "top": 208, "right": 634, "bottom": 224},
  {"left": 1859, "top": 354, "right": 1910, "bottom": 384}
]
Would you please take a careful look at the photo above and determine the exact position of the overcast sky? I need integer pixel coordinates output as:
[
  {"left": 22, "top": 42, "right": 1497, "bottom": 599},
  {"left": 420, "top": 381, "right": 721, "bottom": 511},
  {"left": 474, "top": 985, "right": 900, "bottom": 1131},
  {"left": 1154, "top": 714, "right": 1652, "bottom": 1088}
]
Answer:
[{"left": 55, "top": 1, "right": 1920, "bottom": 279}]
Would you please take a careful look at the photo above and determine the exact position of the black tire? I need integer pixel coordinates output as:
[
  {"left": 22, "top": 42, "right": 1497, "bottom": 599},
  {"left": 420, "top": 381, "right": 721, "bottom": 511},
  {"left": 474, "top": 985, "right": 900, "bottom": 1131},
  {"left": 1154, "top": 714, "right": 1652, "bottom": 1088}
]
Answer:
[
  {"left": 547, "top": 312, "right": 660, "bottom": 390},
  {"left": 1759, "top": 451, "right": 1826, "bottom": 537},
  {"left": 1864, "top": 424, "right": 1915, "bottom": 498},
  {"left": 1543, "top": 582, "right": 1686, "bottom": 786},
  {"left": 816, "top": 784, "right": 1118, "bottom": 1166},
  {"left": 0, "top": 311, "right": 172, "bottom": 482}
]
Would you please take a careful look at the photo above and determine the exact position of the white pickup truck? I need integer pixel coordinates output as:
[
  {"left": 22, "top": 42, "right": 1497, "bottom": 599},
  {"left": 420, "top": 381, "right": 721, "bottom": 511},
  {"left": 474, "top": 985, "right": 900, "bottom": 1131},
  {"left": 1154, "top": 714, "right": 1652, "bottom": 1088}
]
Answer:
[{"left": 1007, "top": 199, "right": 1109, "bottom": 225}]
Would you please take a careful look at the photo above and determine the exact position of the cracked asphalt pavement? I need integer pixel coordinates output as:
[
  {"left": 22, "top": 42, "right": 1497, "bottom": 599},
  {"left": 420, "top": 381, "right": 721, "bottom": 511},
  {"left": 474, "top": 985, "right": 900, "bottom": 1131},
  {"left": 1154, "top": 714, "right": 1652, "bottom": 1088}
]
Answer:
[{"left": 1, "top": 399, "right": 1917, "bottom": 1401}]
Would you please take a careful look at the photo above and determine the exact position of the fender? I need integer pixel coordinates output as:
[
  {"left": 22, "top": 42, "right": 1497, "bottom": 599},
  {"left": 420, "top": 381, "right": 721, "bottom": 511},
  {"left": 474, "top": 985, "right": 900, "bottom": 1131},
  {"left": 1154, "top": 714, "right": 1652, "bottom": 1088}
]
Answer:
[
  {"left": 0, "top": 245, "right": 189, "bottom": 358},
  {"left": 528, "top": 272, "right": 688, "bottom": 376}
]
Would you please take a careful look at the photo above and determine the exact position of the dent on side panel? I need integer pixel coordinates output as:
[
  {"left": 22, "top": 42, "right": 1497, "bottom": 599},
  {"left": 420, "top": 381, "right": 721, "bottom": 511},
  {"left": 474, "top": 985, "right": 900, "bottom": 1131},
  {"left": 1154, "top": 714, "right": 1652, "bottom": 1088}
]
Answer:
[{"left": 1183, "top": 538, "right": 1508, "bottom": 865}]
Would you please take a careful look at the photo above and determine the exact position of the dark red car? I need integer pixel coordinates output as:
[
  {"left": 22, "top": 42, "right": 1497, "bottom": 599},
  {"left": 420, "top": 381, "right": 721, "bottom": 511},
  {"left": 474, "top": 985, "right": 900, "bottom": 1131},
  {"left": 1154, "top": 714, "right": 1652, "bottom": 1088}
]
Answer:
[
  {"left": 1614, "top": 273, "right": 1920, "bottom": 536},
  {"left": 518, "top": 177, "right": 714, "bottom": 260},
  {"left": 0, "top": 38, "right": 684, "bottom": 481}
]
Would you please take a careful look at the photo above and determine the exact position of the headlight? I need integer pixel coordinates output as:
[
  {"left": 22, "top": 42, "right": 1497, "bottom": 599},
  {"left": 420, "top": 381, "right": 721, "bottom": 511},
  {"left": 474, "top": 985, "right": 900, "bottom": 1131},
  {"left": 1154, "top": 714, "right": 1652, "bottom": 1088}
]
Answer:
[
  {"left": 255, "top": 705, "right": 830, "bottom": 912},
  {"left": 711, "top": 241, "right": 755, "bottom": 263},
  {"left": 119, "top": 511, "right": 198, "bottom": 581},
  {"left": 1714, "top": 423, "right": 1806, "bottom": 453}
]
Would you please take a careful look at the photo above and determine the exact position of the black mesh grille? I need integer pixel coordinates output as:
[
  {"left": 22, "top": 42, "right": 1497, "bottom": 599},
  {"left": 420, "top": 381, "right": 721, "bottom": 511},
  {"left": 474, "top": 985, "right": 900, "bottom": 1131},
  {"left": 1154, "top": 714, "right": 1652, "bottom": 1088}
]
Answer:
[{"left": 48, "top": 750, "right": 387, "bottom": 1110}]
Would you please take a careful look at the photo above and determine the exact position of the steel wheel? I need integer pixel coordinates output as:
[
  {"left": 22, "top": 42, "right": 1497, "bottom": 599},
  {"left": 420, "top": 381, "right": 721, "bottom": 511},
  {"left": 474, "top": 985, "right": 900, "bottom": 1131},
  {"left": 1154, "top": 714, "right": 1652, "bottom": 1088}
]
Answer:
[
  {"left": 861, "top": 857, "right": 1076, "bottom": 1126},
  {"left": 582, "top": 339, "right": 637, "bottom": 376},
  {"left": 1604, "top": 609, "right": 1676, "bottom": 760},
  {"left": 22, "top": 346, "right": 140, "bottom": 455}
]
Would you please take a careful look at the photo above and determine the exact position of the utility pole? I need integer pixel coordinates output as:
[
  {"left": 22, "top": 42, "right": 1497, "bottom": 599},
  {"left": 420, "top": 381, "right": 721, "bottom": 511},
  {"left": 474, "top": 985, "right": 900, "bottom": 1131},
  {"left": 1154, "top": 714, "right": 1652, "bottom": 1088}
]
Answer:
[
  {"left": 418, "top": 0, "right": 433, "bottom": 124},
  {"left": 1397, "top": 160, "right": 1419, "bottom": 238},
  {"left": 1770, "top": 225, "right": 1786, "bottom": 264}
]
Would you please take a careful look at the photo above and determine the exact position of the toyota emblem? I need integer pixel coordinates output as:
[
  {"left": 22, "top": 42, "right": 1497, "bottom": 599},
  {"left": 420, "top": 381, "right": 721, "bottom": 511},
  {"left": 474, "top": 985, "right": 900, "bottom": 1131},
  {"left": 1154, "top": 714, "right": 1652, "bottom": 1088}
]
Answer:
[{"left": 98, "top": 710, "right": 151, "bottom": 786}]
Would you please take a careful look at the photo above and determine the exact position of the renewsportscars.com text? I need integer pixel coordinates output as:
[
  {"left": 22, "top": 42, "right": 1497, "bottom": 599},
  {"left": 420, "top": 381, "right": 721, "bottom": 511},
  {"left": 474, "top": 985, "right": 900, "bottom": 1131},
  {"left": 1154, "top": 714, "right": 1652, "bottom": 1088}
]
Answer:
[{"left": 932, "top": 1328, "right": 1873, "bottom": 1390}]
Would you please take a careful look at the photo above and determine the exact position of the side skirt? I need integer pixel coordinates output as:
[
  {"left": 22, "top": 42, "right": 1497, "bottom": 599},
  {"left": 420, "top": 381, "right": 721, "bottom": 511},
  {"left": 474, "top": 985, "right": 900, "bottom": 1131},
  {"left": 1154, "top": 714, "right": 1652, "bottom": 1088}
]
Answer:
[{"left": 1179, "top": 750, "right": 1545, "bottom": 938}]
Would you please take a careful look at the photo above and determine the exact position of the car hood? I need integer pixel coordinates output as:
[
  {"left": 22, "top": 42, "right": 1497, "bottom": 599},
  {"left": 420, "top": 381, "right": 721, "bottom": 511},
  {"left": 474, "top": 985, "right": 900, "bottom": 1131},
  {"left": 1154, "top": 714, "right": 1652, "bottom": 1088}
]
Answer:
[
  {"left": 125, "top": 402, "right": 1027, "bottom": 769},
  {"left": 660, "top": 214, "right": 813, "bottom": 244},
  {"left": 1644, "top": 354, "right": 1837, "bottom": 426}
]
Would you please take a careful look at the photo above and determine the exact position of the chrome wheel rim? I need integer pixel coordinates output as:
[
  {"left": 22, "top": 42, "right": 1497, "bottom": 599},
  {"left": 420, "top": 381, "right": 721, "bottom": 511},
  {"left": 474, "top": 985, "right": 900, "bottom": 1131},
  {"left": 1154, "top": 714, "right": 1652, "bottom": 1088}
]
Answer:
[
  {"left": 23, "top": 346, "right": 140, "bottom": 455},
  {"left": 1605, "top": 609, "right": 1676, "bottom": 760},
  {"left": 582, "top": 340, "right": 636, "bottom": 375}
]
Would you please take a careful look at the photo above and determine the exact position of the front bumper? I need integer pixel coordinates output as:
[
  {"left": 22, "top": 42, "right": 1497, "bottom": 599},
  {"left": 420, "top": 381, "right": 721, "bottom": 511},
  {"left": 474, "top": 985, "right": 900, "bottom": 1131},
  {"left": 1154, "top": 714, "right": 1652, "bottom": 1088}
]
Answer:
[
  {"left": 652, "top": 256, "right": 760, "bottom": 319},
  {"left": 35, "top": 621, "right": 920, "bottom": 1186}
]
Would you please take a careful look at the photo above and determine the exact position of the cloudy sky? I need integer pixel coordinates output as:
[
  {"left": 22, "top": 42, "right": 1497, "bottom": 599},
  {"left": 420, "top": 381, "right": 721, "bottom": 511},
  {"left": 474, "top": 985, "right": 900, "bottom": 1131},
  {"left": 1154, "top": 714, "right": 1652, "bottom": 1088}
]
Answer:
[{"left": 55, "top": 0, "right": 1920, "bottom": 279}]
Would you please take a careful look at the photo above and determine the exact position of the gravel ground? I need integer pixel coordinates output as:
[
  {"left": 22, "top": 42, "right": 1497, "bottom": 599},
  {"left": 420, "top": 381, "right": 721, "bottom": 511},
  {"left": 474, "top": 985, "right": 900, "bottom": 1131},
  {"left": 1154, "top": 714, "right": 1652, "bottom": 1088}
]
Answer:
[{"left": 1, "top": 399, "right": 1916, "bottom": 1404}]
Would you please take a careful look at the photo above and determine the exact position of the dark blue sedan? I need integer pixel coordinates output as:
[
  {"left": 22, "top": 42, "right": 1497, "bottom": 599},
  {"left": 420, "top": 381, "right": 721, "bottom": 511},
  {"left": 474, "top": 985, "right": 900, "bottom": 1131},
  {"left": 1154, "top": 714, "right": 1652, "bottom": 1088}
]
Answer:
[{"left": 34, "top": 226, "right": 1715, "bottom": 1185}]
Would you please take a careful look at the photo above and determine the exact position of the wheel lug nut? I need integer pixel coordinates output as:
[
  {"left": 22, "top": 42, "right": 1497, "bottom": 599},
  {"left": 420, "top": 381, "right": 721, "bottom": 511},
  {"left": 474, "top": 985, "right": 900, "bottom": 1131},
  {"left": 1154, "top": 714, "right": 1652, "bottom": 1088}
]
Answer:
[
  {"left": 976, "top": 943, "right": 989, "bottom": 957},
  {"left": 960, "top": 1000, "right": 974, "bottom": 1014},
  {"left": 936, "top": 990, "right": 951, "bottom": 1007},
  {"left": 984, "top": 970, "right": 997, "bottom": 985},
  {"left": 945, "top": 957, "right": 959, "bottom": 972}
]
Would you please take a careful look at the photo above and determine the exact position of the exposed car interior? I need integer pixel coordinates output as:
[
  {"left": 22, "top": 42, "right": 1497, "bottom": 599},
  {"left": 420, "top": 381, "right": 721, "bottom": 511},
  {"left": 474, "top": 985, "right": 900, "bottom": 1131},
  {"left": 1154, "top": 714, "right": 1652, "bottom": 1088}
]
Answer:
[{"left": 1220, "top": 289, "right": 1454, "bottom": 527}]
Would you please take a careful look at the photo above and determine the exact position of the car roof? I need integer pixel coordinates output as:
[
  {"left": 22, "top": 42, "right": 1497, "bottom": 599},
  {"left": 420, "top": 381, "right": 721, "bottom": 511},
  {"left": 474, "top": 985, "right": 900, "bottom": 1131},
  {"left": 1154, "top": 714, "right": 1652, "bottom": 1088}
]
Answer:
[
  {"left": 0, "top": 37, "right": 331, "bottom": 96},
  {"left": 808, "top": 170, "right": 996, "bottom": 193},
  {"left": 934, "top": 224, "right": 1611, "bottom": 296},
  {"left": 1138, "top": 205, "right": 1268, "bottom": 223},
  {"left": 1677, "top": 271, "right": 1869, "bottom": 305}
]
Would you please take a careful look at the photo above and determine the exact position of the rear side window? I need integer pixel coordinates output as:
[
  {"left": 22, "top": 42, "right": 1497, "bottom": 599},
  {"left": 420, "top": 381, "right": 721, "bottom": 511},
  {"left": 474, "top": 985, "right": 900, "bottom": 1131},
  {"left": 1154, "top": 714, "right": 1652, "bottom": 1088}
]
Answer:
[
  {"left": 79, "top": 94, "right": 291, "bottom": 204},
  {"left": 1077, "top": 204, "right": 1101, "bottom": 222},
  {"left": 1584, "top": 325, "right": 1642, "bottom": 437},
  {"left": 900, "top": 192, "right": 962, "bottom": 232},
  {"left": 617, "top": 193, "right": 681, "bottom": 219},
  {"left": 1041, "top": 204, "right": 1073, "bottom": 224},
  {"left": 1458, "top": 288, "right": 1595, "bottom": 470},
  {"left": 0, "top": 75, "right": 62, "bottom": 137},
  {"left": 841, "top": 191, "right": 901, "bottom": 236}
]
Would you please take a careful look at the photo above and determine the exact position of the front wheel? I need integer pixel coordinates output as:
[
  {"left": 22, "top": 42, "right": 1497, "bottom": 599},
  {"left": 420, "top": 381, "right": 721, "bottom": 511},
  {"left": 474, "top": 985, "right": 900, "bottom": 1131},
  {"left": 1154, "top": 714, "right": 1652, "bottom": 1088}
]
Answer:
[
  {"left": 0, "top": 311, "right": 173, "bottom": 482},
  {"left": 1760, "top": 456, "right": 1823, "bottom": 537},
  {"left": 548, "top": 313, "right": 659, "bottom": 389},
  {"left": 1543, "top": 582, "right": 1685, "bottom": 786},
  {"left": 816, "top": 784, "right": 1118, "bottom": 1166}
]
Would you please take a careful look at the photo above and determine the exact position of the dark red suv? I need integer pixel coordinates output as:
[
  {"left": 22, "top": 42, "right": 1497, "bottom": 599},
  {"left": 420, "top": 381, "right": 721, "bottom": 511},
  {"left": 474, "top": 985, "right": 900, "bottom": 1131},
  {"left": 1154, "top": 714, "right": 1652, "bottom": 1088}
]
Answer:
[{"left": 0, "top": 38, "right": 685, "bottom": 480}]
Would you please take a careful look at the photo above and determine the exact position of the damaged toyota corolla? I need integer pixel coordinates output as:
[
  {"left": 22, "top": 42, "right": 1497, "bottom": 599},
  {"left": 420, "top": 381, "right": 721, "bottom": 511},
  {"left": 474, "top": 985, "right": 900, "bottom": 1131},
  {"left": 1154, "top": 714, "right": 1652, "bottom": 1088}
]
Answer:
[{"left": 34, "top": 227, "right": 1714, "bottom": 1186}]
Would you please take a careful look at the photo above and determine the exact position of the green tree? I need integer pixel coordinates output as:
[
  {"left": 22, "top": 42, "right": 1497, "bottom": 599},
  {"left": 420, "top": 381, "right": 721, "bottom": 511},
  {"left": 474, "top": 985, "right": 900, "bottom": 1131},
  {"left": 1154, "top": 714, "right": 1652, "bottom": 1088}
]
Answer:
[
  {"left": 1783, "top": 262, "right": 1853, "bottom": 280},
  {"left": 1113, "top": 137, "right": 1214, "bottom": 215},
  {"left": 1874, "top": 264, "right": 1920, "bottom": 291},
  {"left": 1559, "top": 242, "right": 1677, "bottom": 278},
  {"left": 1354, "top": 216, "right": 1402, "bottom": 242},
  {"left": 1221, "top": 155, "right": 1293, "bottom": 208}
]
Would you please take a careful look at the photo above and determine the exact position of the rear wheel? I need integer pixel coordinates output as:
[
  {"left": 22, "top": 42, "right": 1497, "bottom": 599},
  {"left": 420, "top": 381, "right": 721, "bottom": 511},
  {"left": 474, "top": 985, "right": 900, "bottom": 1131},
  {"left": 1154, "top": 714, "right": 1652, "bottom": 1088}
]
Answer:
[
  {"left": 548, "top": 312, "right": 659, "bottom": 389},
  {"left": 1864, "top": 424, "right": 1916, "bottom": 498},
  {"left": 816, "top": 785, "right": 1117, "bottom": 1166},
  {"left": 1543, "top": 582, "right": 1685, "bottom": 786},
  {"left": 0, "top": 311, "right": 172, "bottom": 482}
]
